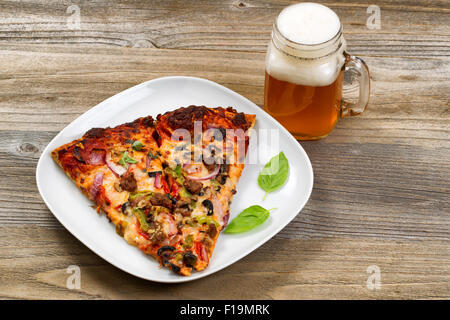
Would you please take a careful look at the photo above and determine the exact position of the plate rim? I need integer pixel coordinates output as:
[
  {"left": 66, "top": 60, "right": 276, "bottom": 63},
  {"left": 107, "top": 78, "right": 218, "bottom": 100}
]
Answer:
[{"left": 36, "top": 76, "right": 314, "bottom": 283}]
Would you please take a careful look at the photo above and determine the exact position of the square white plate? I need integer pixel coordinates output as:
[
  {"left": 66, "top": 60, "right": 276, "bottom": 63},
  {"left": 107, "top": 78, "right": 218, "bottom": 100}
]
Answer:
[{"left": 36, "top": 76, "right": 313, "bottom": 283}]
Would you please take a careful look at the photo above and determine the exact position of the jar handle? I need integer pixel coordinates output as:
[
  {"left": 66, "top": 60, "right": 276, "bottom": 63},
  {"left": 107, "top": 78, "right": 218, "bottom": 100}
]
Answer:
[{"left": 341, "top": 52, "right": 371, "bottom": 117}]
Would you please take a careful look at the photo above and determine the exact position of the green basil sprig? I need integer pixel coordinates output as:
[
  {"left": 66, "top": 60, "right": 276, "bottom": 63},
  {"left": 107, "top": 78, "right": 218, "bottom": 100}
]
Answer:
[
  {"left": 258, "top": 151, "right": 289, "bottom": 200},
  {"left": 224, "top": 205, "right": 274, "bottom": 234}
]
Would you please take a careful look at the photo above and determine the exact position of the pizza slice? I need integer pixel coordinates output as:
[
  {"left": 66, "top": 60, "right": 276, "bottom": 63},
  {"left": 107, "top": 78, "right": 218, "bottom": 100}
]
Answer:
[
  {"left": 155, "top": 106, "right": 256, "bottom": 273},
  {"left": 51, "top": 106, "right": 255, "bottom": 276}
]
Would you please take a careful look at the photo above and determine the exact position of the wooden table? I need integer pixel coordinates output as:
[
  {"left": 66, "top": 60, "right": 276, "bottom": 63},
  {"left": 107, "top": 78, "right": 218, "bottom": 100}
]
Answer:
[{"left": 0, "top": 0, "right": 449, "bottom": 300}]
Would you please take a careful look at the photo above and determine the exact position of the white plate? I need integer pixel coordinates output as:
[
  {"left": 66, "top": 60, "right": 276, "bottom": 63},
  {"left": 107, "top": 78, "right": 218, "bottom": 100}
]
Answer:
[{"left": 36, "top": 76, "right": 313, "bottom": 283}]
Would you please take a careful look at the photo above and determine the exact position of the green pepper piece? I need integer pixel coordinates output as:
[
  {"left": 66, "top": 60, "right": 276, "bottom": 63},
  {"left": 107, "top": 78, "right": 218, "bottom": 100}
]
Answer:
[
  {"left": 133, "top": 208, "right": 149, "bottom": 232},
  {"left": 174, "top": 165, "right": 182, "bottom": 177},
  {"left": 179, "top": 187, "right": 192, "bottom": 198},
  {"left": 119, "top": 151, "right": 138, "bottom": 168},
  {"left": 164, "top": 165, "right": 185, "bottom": 185},
  {"left": 128, "top": 191, "right": 153, "bottom": 202},
  {"left": 148, "top": 150, "right": 158, "bottom": 159},
  {"left": 183, "top": 234, "right": 194, "bottom": 249},
  {"left": 188, "top": 200, "right": 197, "bottom": 211},
  {"left": 132, "top": 140, "right": 144, "bottom": 151},
  {"left": 150, "top": 205, "right": 170, "bottom": 215},
  {"left": 185, "top": 219, "right": 197, "bottom": 227},
  {"left": 195, "top": 215, "right": 220, "bottom": 227}
]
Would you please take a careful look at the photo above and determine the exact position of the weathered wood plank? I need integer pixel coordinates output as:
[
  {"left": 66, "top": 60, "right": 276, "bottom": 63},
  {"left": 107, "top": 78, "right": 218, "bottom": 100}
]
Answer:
[
  {"left": 0, "top": 0, "right": 448, "bottom": 57},
  {"left": 0, "top": 226, "right": 448, "bottom": 299}
]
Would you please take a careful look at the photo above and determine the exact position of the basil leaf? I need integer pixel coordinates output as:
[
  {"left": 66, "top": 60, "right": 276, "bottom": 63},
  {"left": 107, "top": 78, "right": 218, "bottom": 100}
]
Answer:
[
  {"left": 132, "top": 140, "right": 143, "bottom": 151},
  {"left": 258, "top": 152, "right": 289, "bottom": 200},
  {"left": 119, "top": 151, "right": 138, "bottom": 168},
  {"left": 224, "top": 205, "right": 273, "bottom": 234}
]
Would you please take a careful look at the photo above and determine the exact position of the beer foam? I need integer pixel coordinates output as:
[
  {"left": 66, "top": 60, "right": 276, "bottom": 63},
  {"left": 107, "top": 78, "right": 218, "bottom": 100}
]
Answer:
[
  {"left": 277, "top": 3, "right": 341, "bottom": 45},
  {"left": 266, "top": 3, "right": 346, "bottom": 87}
]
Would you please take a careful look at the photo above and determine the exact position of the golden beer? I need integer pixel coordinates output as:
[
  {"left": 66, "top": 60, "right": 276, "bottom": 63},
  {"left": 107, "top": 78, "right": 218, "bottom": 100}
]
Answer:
[{"left": 264, "top": 3, "right": 370, "bottom": 140}]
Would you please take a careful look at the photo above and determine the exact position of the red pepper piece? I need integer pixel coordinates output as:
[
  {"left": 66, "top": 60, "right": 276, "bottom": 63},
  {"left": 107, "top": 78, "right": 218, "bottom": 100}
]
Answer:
[
  {"left": 171, "top": 181, "right": 180, "bottom": 198},
  {"left": 162, "top": 175, "right": 170, "bottom": 194}
]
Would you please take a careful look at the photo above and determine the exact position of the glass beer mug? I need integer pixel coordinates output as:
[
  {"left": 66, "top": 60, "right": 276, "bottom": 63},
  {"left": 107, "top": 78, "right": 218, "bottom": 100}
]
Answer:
[{"left": 264, "top": 3, "right": 370, "bottom": 140}]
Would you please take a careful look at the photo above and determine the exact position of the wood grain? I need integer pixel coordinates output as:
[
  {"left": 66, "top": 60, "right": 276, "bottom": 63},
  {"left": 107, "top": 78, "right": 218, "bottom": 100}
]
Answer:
[
  {"left": 0, "top": 0, "right": 448, "bottom": 56},
  {"left": 1, "top": 226, "right": 449, "bottom": 299},
  {"left": 0, "top": 0, "right": 449, "bottom": 299}
]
